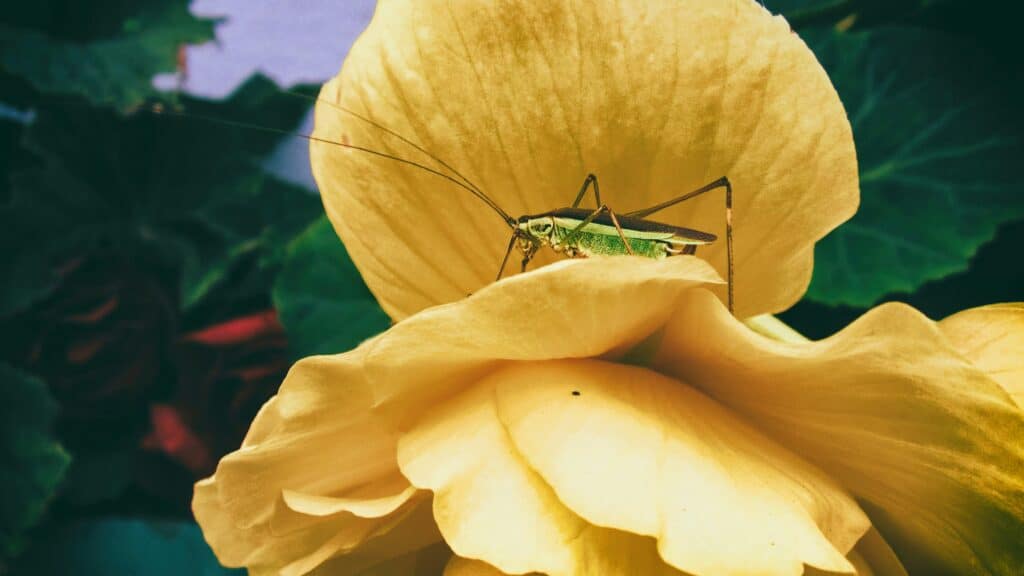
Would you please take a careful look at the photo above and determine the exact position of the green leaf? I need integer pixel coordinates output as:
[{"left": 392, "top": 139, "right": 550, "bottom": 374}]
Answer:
[
  {"left": 273, "top": 217, "right": 391, "bottom": 358},
  {"left": 11, "top": 518, "right": 242, "bottom": 576},
  {"left": 0, "top": 1, "right": 216, "bottom": 110},
  {"left": 180, "top": 175, "right": 323, "bottom": 310},
  {"left": 804, "top": 28, "right": 1024, "bottom": 306},
  {"left": 0, "top": 76, "right": 314, "bottom": 316},
  {"left": 0, "top": 363, "right": 69, "bottom": 563}
]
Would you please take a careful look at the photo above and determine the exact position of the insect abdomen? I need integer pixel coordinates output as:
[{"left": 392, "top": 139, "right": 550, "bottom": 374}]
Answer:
[{"left": 556, "top": 228, "right": 670, "bottom": 259}]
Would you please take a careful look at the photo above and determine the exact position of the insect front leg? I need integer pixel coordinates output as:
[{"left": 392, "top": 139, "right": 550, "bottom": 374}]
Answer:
[
  {"left": 495, "top": 232, "right": 518, "bottom": 281},
  {"left": 562, "top": 205, "right": 635, "bottom": 256},
  {"left": 571, "top": 173, "right": 602, "bottom": 208}
]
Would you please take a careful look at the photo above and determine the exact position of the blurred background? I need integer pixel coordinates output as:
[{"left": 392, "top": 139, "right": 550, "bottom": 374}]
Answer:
[{"left": 0, "top": 0, "right": 1021, "bottom": 574}]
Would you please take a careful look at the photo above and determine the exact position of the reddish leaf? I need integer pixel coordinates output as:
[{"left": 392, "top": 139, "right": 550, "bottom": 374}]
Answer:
[{"left": 145, "top": 404, "right": 212, "bottom": 475}]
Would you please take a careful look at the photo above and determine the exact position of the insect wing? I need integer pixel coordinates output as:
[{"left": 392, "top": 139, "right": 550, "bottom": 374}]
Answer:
[{"left": 551, "top": 217, "right": 678, "bottom": 242}]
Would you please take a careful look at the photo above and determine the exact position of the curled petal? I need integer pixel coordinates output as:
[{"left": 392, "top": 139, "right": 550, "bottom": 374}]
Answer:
[
  {"left": 939, "top": 303, "right": 1024, "bottom": 407},
  {"left": 193, "top": 476, "right": 434, "bottom": 576},
  {"left": 354, "top": 256, "right": 721, "bottom": 411},
  {"left": 654, "top": 291, "right": 1024, "bottom": 574},
  {"left": 307, "top": 513, "right": 449, "bottom": 576},
  {"left": 193, "top": 381, "right": 433, "bottom": 574},
  {"left": 850, "top": 528, "right": 908, "bottom": 576},
  {"left": 282, "top": 473, "right": 418, "bottom": 519},
  {"left": 805, "top": 529, "right": 907, "bottom": 576},
  {"left": 312, "top": 0, "right": 857, "bottom": 319},
  {"left": 398, "top": 361, "right": 868, "bottom": 575}
]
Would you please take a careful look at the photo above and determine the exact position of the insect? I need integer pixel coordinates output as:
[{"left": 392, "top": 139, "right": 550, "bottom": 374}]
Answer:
[
  {"left": 497, "top": 173, "right": 733, "bottom": 313},
  {"left": 155, "top": 93, "right": 735, "bottom": 312}
]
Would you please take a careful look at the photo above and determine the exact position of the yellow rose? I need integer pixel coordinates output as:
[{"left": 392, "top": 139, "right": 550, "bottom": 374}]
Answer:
[{"left": 193, "top": 0, "right": 1024, "bottom": 574}]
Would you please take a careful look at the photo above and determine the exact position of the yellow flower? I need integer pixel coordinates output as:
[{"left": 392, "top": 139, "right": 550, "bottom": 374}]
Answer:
[
  {"left": 310, "top": 0, "right": 857, "bottom": 320},
  {"left": 194, "top": 258, "right": 1024, "bottom": 575},
  {"left": 193, "top": 0, "right": 1024, "bottom": 574}
]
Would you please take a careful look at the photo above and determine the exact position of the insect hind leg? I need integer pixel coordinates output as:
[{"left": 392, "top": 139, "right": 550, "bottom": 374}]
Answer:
[
  {"left": 571, "top": 173, "right": 602, "bottom": 208},
  {"left": 626, "top": 176, "right": 733, "bottom": 314}
]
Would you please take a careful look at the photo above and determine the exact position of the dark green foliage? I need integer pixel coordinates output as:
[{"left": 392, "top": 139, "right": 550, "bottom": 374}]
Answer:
[
  {"left": 0, "top": 76, "right": 316, "bottom": 317},
  {"left": 0, "top": 1, "right": 387, "bottom": 571},
  {"left": 785, "top": 220, "right": 1024, "bottom": 338},
  {"left": 0, "top": 113, "right": 47, "bottom": 316},
  {"left": 180, "top": 170, "right": 324, "bottom": 311},
  {"left": 0, "top": 364, "right": 69, "bottom": 564},
  {"left": 777, "top": 0, "right": 1024, "bottom": 39},
  {"left": 59, "top": 448, "right": 136, "bottom": 507},
  {"left": 274, "top": 217, "right": 392, "bottom": 358},
  {"left": 803, "top": 27, "right": 1024, "bottom": 306},
  {"left": 0, "top": 0, "right": 216, "bottom": 109},
  {"left": 12, "top": 518, "right": 242, "bottom": 576},
  {"left": 777, "top": 0, "right": 961, "bottom": 29}
]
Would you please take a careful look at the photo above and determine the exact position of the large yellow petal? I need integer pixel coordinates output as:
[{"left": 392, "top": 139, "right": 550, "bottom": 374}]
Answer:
[
  {"left": 398, "top": 361, "right": 868, "bottom": 575},
  {"left": 499, "top": 360, "right": 867, "bottom": 575},
  {"left": 653, "top": 290, "right": 1024, "bottom": 574},
  {"left": 939, "top": 303, "right": 1024, "bottom": 407},
  {"left": 312, "top": 0, "right": 857, "bottom": 320}
]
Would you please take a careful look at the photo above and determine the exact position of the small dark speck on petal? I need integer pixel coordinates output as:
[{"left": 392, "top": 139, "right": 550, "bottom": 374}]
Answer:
[{"left": 571, "top": 390, "right": 581, "bottom": 396}]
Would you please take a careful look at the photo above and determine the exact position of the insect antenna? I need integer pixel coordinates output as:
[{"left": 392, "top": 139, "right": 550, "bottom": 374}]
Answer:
[
  {"left": 147, "top": 103, "right": 517, "bottom": 228},
  {"left": 281, "top": 90, "right": 488, "bottom": 201}
]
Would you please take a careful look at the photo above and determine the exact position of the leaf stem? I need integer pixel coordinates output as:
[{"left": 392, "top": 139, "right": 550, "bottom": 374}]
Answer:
[{"left": 744, "top": 315, "right": 811, "bottom": 343}]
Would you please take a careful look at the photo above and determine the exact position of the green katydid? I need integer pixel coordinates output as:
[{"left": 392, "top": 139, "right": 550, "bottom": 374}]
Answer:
[
  {"left": 500, "top": 174, "right": 733, "bottom": 313},
  {"left": 154, "top": 94, "right": 735, "bottom": 312},
  {"left": 316, "top": 99, "right": 735, "bottom": 314}
]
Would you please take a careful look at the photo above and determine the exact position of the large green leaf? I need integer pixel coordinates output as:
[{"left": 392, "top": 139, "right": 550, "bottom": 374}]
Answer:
[
  {"left": 804, "top": 28, "right": 1024, "bottom": 306},
  {"left": 273, "top": 217, "right": 391, "bottom": 358},
  {"left": 0, "top": 363, "right": 69, "bottom": 564},
  {"left": 0, "top": 76, "right": 314, "bottom": 316},
  {"left": 0, "top": 1, "right": 216, "bottom": 109},
  {"left": 11, "top": 518, "right": 241, "bottom": 576}
]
